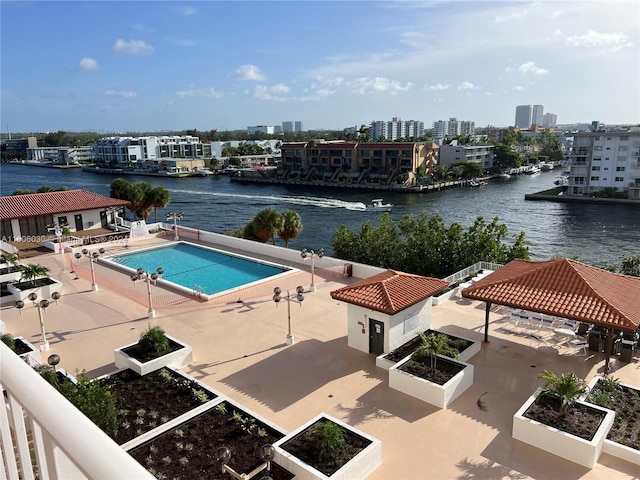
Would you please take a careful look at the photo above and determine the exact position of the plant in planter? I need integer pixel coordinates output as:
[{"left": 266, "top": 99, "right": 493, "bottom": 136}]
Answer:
[
  {"left": 404, "top": 332, "right": 461, "bottom": 383},
  {"left": 537, "top": 370, "right": 587, "bottom": 416},
  {"left": 137, "top": 325, "right": 170, "bottom": 360},
  {"left": 18, "top": 263, "right": 51, "bottom": 287},
  {"left": 1, "top": 332, "right": 15, "bottom": 351}
]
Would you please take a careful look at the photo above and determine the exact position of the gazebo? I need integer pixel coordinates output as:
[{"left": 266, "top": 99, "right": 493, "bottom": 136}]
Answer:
[{"left": 461, "top": 258, "right": 640, "bottom": 373}]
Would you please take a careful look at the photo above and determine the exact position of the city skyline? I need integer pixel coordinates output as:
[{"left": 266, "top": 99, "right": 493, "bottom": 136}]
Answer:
[{"left": 1, "top": 1, "right": 638, "bottom": 133}]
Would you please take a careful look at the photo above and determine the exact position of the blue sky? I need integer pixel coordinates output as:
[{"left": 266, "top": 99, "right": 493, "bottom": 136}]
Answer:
[{"left": 1, "top": 0, "right": 638, "bottom": 133}]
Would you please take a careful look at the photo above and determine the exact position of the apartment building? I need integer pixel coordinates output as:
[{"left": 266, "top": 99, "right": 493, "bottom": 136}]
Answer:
[
  {"left": 280, "top": 141, "right": 438, "bottom": 182},
  {"left": 565, "top": 129, "right": 640, "bottom": 199},
  {"left": 532, "top": 105, "right": 544, "bottom": 127},
  {"left": 247, "top": 125, "right": 275, "bottom": 134},
  {"left": 369, "top": 117, "right": 425, "bottom": 141},
  {"left": 282, "top": 121, "right": 304, "bottom": 132},
  {"left": 27, "top": 146, "right": 95, "bottom": 164},
  {"left": 515, "top": 105, "right": 532, "bottom": 129},
  {"left": 94, "top": 136, "right": 206, "bottom": 167},
  {"left": 438, "top": 144, "right": 494, "bottom": 170},
  {"left": 543, "top": 113, "right": 557, "bottom": 129},
  {"left": 432, "top": 119, "right": 475, "bottom": 144}
]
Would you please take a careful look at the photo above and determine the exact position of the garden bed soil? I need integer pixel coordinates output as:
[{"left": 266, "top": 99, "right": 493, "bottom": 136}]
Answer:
[
  {"left": 280, "top": 419, "right": 371, "bottom": 477},
  {"left": 14, "top": 338, "right": 35, "bottom": 355},
  {"left": 0, "top": 266, "right": 20, "bottom": 275},
  {"left": 523, "top": 393, "right": 606, "bottom": 441},
  {"left": 99, "top": 367, "right": 218, "bottom": 445},
  {"left": 121, "top": 338, "right": 185, "bottom": 363},
  {"left": 0, "top": 283, "right": 13, "bottom": 297},
  {"left": 397, "top": 356, "right": 466, "bottom": 385},
  {"left": 11, "top": 277, "right": 58, "bottom": 289},
  {"left": 588, "top": 380, "right": 640, "bottom": 450},
  {"left": 384, "top": 329, "right": 473, "bottom": 363},
  {"left": 128, "top": 402, "right": 293, "bottom": 480}
]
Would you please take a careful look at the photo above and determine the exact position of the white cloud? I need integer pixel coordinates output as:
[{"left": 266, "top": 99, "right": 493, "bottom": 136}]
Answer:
[
  {"left": 348, "top": 77, "right": 412, "bottom": 95},
  {"left": 494, "top": 9, "right": 528, "bottom": 23},
  {"left": 175, "top": 87, "right": 222, "bottom": 98},
  {"left": 78, "top": 57, "right": 98, "bottom": 71},
  {"left": 423, "top": 83, "right": 451, "bottom": 91},
  {"left": 170, "top": 5, "right": 198, "bottom": 16},
  {"left": 513, "top": 86, "right": 525, "bottom": 91},
  {"left": 104, "top": 90, "right": 137, "bottom": 98},
  {"left": 458, "top": 81, "right": 479, "bottom": 90},
  {"left": 232, "top": 64, "right": 265, "bottom": 81},
  {"left": 112, "top": 39, "right": 155, "bottom": 55},
  {"left": 253, "top": 85, "right": 288, "bottom": 101},
  {"left": 518, "top": 61, "right": 548, "bottom": 75},
  {"left": 566, "top": 30, "right": 633, "bottom": 52}
]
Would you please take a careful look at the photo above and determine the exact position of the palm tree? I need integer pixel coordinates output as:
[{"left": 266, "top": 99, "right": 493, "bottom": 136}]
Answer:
[
  {"left": 19, "top": 263, "right": 50, "bottom": 286},
  {"left": 1, "top": 253, "right": 20, "bottom": 268},
  {"left": 147, "top": 186, "right": 171, "bottom": 223},
  {"left": 411, "top": 332, "right": 459, "bottom": 372},
  {"left": 249, "top": 208, "right": 284, "bottom": 244},
  {"left": 277, "top": 211, "right": 303, "bottom": 247},
  {"left": 537, "top": 370, "right": 587, "bottom": 415}
]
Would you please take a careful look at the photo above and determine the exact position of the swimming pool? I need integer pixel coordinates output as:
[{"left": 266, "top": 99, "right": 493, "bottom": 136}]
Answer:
[{"left": 106, "top": 242, "right": 293, "bottom": 298}]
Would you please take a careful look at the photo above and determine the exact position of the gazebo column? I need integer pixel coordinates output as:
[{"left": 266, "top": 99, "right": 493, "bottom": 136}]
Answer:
[
  {"left": 483, "top": 302, "right": 491, "bottom": 345},
  {"left": 604, "top": 327, "right": 615, "bottom": 374}
]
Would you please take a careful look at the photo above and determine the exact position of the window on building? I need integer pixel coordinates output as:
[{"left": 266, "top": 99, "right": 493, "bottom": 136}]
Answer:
[
  {"left": 591, "top": 166, "right": 601, "bottom": 171},
  {"left": 590, "top": 176, "right": 599, "bottom": 181},
  {"left": 616, "top": 166, "right": 626, "bottom": 171},
  {"left": 593, "top": 157, "right": 601, "bottom": 161},
  {"left": 617, "top": 156, "right": 626, "bottom": 162},
  {"left": 594, "top": 146, "right": 602, "bottom": 151},
  {"left": 615, "top": 177, "right": 625, "bottom": 182}
]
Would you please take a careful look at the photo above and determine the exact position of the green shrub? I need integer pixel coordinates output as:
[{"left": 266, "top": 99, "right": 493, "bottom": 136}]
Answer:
[
  {"left": 311, "top": 421, "right": 347, "bottom": 459},
  {"left": 138, "top": 325, "right": 169, "bottom": 357},
  {"left": 1, "top": 333, "right": 15, "bottom": 351}
]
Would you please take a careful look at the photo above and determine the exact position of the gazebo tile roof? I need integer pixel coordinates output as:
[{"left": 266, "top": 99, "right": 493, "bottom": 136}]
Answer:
[
  {"left": 462, "top": 258, "right": 640, "bottom": 331},
  {"left": 330, "top": 270, "right": 450, "bottom": 315}
]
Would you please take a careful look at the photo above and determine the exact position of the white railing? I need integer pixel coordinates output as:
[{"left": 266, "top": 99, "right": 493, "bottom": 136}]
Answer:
[
  {"left": 0, "top": 342, "right": 152, "bottom": 480},
  {"left": 444, "top": 261, "right": 504, "bottom": 284}
]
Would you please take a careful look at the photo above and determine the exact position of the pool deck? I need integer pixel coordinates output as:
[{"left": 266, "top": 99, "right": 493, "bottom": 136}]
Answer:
[{"left": 2, "top": 236, "right": 638, "bottom": 479}]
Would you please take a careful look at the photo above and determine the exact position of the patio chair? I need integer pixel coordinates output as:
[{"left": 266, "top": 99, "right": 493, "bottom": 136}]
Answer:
[
  {"left": 575, "top": 322, "right": 591, "bottom": 338},
  {"left": 528, "top": 315, "right": 544, "bottom": 330},
  {"left": 540, "top": 316, "right": 556, "bottom": 330},
  {"left": 528, "top": 333, "right": 548, "bottom": 349},
  {"left": 571, "top": 340, "right": 588, "bottom": 356}
]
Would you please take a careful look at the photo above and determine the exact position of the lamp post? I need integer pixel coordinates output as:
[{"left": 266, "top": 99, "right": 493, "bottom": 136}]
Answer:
[
  {"left": 300, "top": 248, "right": 324, "bottom": 292},
  {"left": 79, "top": 247, "right": 105, "bottom": 291},
  {"left": 165, "top": 212, "right": 184, "bottom": 241},
  {"left": 215, "top": 444, "right": 274, "bottom": 480},
  {"left": 131, "top": 267, "right": 164, "bottom": 318},
  {"left": 15, "top": 291, "right": 61, "bottom": 352},
  {"left": 272, "top": 286, "right": 304, "bottom": 346}
]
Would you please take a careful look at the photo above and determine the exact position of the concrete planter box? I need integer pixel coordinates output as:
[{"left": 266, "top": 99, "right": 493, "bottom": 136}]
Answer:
[
  {"left": 14, "top": 336, "right": 41, "bottom": 366},
  {"left": 584, "top": 377, "right": 640, "bottom": 466},
  {"left": 7, "top": 277, "right": 63, "bottom": 302},
  {"left": 274, "top": 413, "right": 381, "bottom": 480},
  {"left": 114, "top": 334, "right": 193, "bottom": 376},
  {"left": 0, "top": 265, "right": 22, "bottom": 283},
  {"left": 375, "top": 353, "right": 396, "bottom": 370},
  {"left": 513, "top": 387, "right": 615, "bottom": 469},
  {"left": 431, "top": 286, "right": 457, "bottom": 306},
  {"left": 389, "top": 354, "right": 474, "bottom": 408}
]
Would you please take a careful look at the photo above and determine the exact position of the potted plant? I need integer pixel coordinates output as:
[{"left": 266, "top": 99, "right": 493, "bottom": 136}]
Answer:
[
  {"left": 0, "top": 253, "right": 22, "bottom": 283},
  {"left": 388, "top": 332, "right": 474, "bottom": 408},
  {"left": 1, "top": 333, "right": 41, "bottom": 366},
  {"left": 274, "top": 413, "right": 381, "bottom": 479},
  {"left": 114, "top": 325, "right": 193, "bottom": 376},
  {"left": 513, "top": 370, "right": 616, "bottom": 468},
  {"left": 7, "top": 263, "right": 63, "bottom": 301}
]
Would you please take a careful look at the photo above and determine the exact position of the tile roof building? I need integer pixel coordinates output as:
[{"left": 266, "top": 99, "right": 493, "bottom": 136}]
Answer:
[{"left": 0, "top": 189, "right": 129, "bottom": 240}]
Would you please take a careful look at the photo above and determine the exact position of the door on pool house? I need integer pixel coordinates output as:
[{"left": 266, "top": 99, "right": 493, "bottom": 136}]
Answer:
[
  {"left": 369, "top": 318, "right": 384, "bottom": 355},
  {"left": 74, "top": 214, "right": 83, "bottom": 231}
]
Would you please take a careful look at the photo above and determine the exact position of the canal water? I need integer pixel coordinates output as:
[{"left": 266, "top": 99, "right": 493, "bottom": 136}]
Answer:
[{"left": 1, "top": 163, "right": 638, "bottom": 267}]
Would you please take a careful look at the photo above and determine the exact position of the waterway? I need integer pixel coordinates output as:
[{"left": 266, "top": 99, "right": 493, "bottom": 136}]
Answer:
[{"left": 1, "top": 163, "right": 638, "bottom": 268}]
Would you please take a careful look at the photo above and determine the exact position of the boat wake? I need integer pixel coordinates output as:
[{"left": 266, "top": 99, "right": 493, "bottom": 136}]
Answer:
[{"left": 172, "top": 189, "right": 365, "bottom": 210}]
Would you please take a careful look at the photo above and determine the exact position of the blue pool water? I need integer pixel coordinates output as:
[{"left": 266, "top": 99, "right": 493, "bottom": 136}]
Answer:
[{"left": 109, "top": 243, "right": 290, "bottom": 295}]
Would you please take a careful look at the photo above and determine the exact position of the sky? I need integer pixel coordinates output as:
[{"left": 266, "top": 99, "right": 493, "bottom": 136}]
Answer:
[{"left": 1, "top": 0, "right": 639, "bottom": 133}]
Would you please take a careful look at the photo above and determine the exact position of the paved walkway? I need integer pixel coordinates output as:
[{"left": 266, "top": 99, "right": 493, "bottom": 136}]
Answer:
[{"left": 1, "top": 240, "right": 638, "bottom": 479}]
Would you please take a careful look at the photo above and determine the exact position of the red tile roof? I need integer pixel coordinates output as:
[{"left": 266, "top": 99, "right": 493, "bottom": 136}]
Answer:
[
  {"left": 330, "top": 270, "right": 450, "bottom": 315},
  {"left": 462, "top": 258, "right": 640, "bottom": 331},
  {"left": 0, "top": 190, "right": 129, "bottom": 220}
]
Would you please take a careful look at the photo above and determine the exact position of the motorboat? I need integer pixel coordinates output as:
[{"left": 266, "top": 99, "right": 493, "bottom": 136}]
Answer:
[
  {"left": 498, "top": 172, "right": 511, "bottom": 179},
  {"left": 190, "top": 166, "right": 215, "bottom": 177},
  {"left": 524, "top": 165, "right": 541, "bottom": 175},
  {"left": 354, "top": 199, "right": 393, "bottom": 212},
  {"left": 540, "top": 162, "right": 555, "bottom": 171},
  {"left": 469, "top": 180, "right": 487, "bottom": 188},
  {"left": 554, "top": 176, "right": 569, "bottom": 186}
]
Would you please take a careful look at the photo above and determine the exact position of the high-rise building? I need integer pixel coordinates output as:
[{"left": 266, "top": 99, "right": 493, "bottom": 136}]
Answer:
[
  {"left": 532, "top": 105, "right": 544, "bottom": 127},
  {"left": 542, "top": 113, "right": 557, "bottom": 129},
  {"left": 432, "top": 120, "right": 448, "bottom": 141},
  {"left": 460, "top": 121, "right": 476, "bottom": 136},
  {"left": 282, "top": 121, "right": 294, "bottom": 132},
  {"left": 294, "top": 121, "right": 303, "bottom": 132},
  {"left": 515, "top": 105, "right": 532, "bottom": 129},
  {"left": 369, "top": 117, "right": 424, "bottom": 141},
  {"left": 447, "top": 118, "right": 460, "bottom": 137}
]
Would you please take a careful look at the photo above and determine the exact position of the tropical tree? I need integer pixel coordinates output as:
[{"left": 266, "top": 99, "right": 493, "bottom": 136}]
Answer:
[
  {"left": 109, "top": 179, "right": 169, "bottom": 221},
  {"left": 277, "top": 210, "right": 303, "bottom": 247},
  {"left": 19, "top": 263, "right": 50, "bottom": 286},
  {"left": 148, "top": 185, "right": 171, "bottom": 222},
  {"left": 411, "top": 332, "right": 459, "bottom": 372},
  {"left": 247, "top": 208, "right": 284, "bottom": 244},
  {"left": 492, "top": 144, "right": 521, "bottom": 170},
  {"left": 620, "top": 255, "right": 640, "bottom": 277},
  {"left": 537, "top": 370, "right": 587, "bottom": 416},
  {"left": 0, "top": 252, "right": 20, "bottom": 268}
]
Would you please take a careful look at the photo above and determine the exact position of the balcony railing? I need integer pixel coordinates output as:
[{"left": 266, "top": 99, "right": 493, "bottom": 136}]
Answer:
[{"left": 0, "top": 342, "right": 152, "bottom": 480}]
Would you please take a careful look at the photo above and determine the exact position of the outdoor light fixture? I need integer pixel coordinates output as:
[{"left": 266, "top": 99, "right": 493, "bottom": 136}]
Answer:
[
  {"left": 131, "top": 267, "right": 164, "bottom": 318},
  {"left": 15, "top": 291, "right": 61, "bottom": 352},
  {"left": 78, "top": 247, "right": 106, "bottom": 291},
  {"left": 48, "top": 354, "right": 61, "bottom": 372},
  {"left": 300, "top": 248, "right": 324, "bottom": 292},
  {"left": 215, "top": 444, "right": 274, "bottom": 480},
  {"left": 165, "top": 212, "right": 184, "bottom": 241},
  {"left": 273, "top": 286, "right": 304, "bottom": 345}
]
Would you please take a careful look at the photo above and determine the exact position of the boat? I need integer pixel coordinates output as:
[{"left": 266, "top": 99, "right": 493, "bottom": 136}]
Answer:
[
  {"left": 354, "top": 199, "right": 393, "bottom": 212},
  {"left": 540, "top": 162, "right": 555, "bottom": 171},
  {"left": 189, "top": 166, "right": 215, "bottom": 177},
  {"left": 498, "top": 172, "right": 511, "bottom": 179},
  {"left": 524, "top": 165, "right": 541, "bottom": 175},
  {"left": 554, "top": 176, "right": 569, "bottom": 186},
  {"left": 469, "top": 180, "right": 487, "bottom": 188}
]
